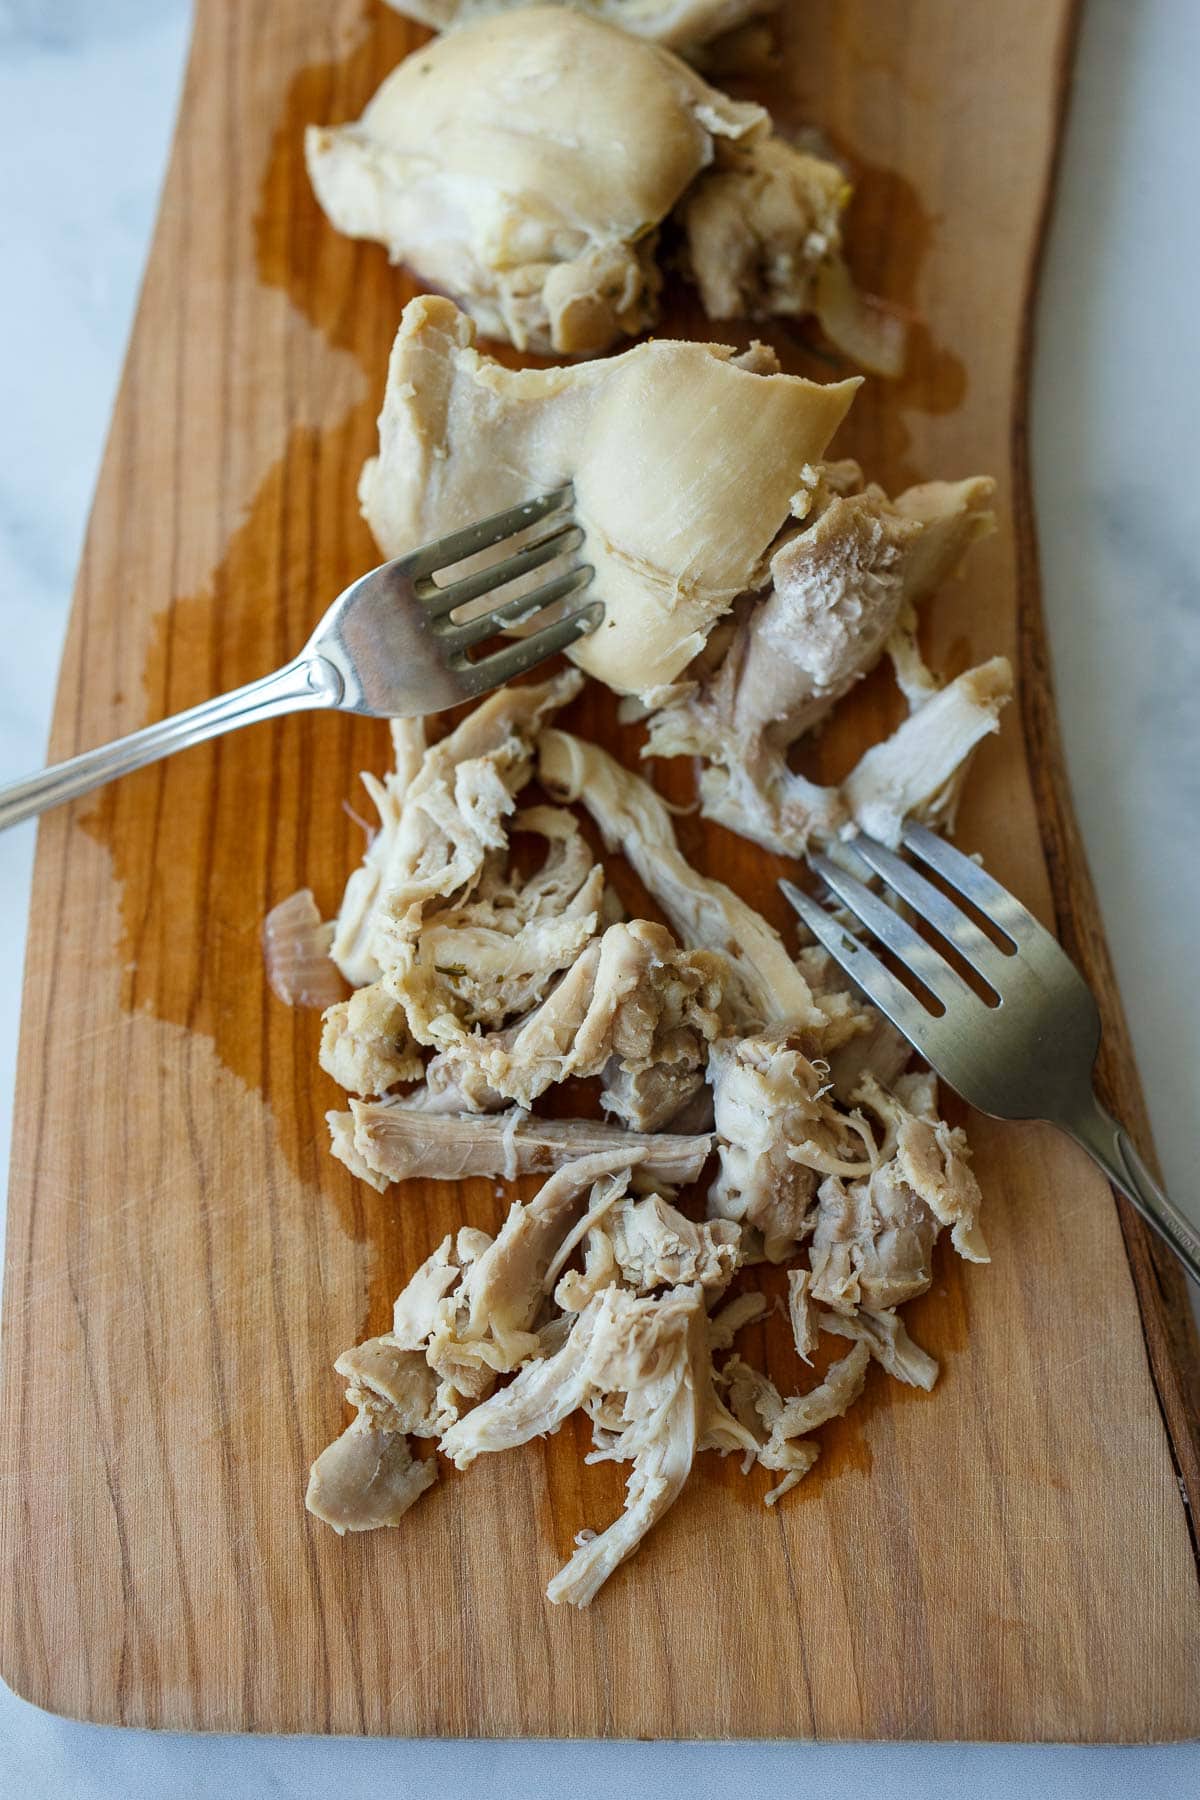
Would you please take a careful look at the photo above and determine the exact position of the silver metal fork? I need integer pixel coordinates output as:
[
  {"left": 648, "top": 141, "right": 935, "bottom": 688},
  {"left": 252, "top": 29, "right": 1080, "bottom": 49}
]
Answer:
[
  {"left": 782, "top": 823, "right": 1200, "bottom": 1286},
  {"left": 0, "top": 485, "right": 600, "bottom": 832}
]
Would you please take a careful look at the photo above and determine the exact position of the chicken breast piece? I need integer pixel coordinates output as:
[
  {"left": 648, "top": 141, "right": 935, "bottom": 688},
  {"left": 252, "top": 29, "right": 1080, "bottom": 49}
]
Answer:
[
  {"left": 360, "top": 297, "right": 856, "bottom": 698},
  {"left": 383, "top": 0, "right": 778, "bottom": 56},
  {"left": 333, "top": 1101, "right": 713, "bottom": 1188}
]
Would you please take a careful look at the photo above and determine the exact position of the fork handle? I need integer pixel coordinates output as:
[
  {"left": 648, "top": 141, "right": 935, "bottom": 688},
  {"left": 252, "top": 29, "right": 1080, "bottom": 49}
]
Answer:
[
  {"left": 0, "top": 653, "right": 343, "bottom": 833},
  {"left": 1067, "top": 1094, "right": 1200, "bottom": 1287}
]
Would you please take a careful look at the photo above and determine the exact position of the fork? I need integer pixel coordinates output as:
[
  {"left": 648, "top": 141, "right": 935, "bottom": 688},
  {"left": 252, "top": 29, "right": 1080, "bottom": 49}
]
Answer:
[
  {"left": 0, "top": 485, "right": 600, "bottom": 832},
  {"left": 781, "top": 823, "right": 1200, "bottom": 1286}
]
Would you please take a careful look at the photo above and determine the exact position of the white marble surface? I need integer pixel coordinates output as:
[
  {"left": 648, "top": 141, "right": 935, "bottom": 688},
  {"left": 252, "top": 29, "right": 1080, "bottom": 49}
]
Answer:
[{"left": 0, "top": 0, "right": 1197, "bottom": 1791}]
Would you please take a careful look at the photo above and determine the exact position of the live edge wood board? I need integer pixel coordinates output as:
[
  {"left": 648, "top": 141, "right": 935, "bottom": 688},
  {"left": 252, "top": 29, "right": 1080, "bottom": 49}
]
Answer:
[{"left": 2, "top": 0, "right": 1198, "bottom": 1742}]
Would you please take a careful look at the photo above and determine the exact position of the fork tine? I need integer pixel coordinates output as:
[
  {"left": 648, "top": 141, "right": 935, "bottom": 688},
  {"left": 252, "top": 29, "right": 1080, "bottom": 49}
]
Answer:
[
  {"left": 809, "top": 850, "right": 981, "bottom": 1011},
  {"left": 439, "top": 564, "right": 593, "bottom": 650},
  {"left": 406, "top": 485, "right": 574, "bottom": 580},
  {"left": 779, "top": 878, "right": 935, "bottom": 1041},
  {"left": 421, "top": 522, "right": 585, "bottom": 618},
  {"left": 901, "top": 823, "right": 1051, "bottom": 953},
  {"left": 845, "top": 834, "right": 1010, "bottom": 987},
  {"left": 453, "top": 598, "right": 605, "bottom": 696}
]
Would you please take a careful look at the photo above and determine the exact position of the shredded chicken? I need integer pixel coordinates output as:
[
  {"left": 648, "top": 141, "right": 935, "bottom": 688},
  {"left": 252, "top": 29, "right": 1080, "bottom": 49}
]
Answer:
[
  {"left": 262, "top": 889, "right": 345, "bottom": 1009},
  {"left": 333, "top": 1101, "right": 713, "bottom": 1188},
  {"left": 308, "top": 10, "right": 888, "bottom": 365},
  {"left": 359, "top": 297, "right": 855, "bottom": 699},
  {"left": 343, "top": 671, "right": 581, "bottom": 989},
  {"left": 540, "top": 728, "right": 833, "bottom": 1032},
  {"left": 720, "top": 1339, "right": 868, "bottom": 1501},
  {"left": 841, "top": 655, "right": 1013, "bottom": 845},
  {"left": 443, "top": 1281, "right": 710, "bottom": 1605},
  {"left": 331, "top": 719, "right": 427, "bottom": 987},
  {"left": 385, "top": 806, "right": 604, "bottom": 1049},
  {"left": 606, "top": 1193, "right": 741, "bottom": 1294},
  {"left": 422, "top": 920, "right": 730, "bottom": 1116},
  {"left": 821, "top": 1306, "right": 938, "bottom": 1390},
  {"left": 382, "top": 0, "right": 778, "bottom": 56},
  {"left": 320, "top": 982, "right": 423, "bottom": 1097},
  {"left": 856, "top": 1071, "right": 988, "bottom": 1261},
  {"left": 305, "top": 1336, "right": 448, "bottom": 1534},
  {"left": 646, "top": 472, "right": 998, "bottom": 854},
  {"left": 808, "top": 1166, "right": 939, "bottom": 1313},
  {"left": 708, "top": 1031, "right": 877, "bottom": 1262}
]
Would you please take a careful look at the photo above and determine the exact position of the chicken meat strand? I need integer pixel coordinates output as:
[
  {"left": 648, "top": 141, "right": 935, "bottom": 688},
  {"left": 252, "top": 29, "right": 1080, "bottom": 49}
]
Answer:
[
  {"left": 331, "top": 1101, "right": 713, "bottom": 1189},
  {"left": 443, "top": 1281, "right": 711, "bottom": 1605},
  {"left": 331, "top": 719, "right": 427, "bottom": 987},
  {"left": 309, "top": 10, "right": 890, "bottom": 365},
  {"left": 359, "top": 297, "right": 856, "bottom": 698}
]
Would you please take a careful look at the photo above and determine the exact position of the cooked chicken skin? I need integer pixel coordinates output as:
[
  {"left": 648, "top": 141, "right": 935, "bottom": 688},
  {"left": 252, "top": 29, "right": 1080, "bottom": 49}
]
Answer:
[{"left": 360, "top": 298, "right": 856, "bottom": 698}]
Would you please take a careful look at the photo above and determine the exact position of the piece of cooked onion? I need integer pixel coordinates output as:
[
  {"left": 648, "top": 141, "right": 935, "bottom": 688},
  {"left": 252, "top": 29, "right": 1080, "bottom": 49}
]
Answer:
[{"left": 263, "top": 889, "right": 346, "bottom": 1010}]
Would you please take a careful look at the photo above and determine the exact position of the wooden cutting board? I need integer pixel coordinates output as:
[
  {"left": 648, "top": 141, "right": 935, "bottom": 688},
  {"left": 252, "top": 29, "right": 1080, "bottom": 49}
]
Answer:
[{"left": 2, "top": 0, "right": 1198, "bottom": 1742}]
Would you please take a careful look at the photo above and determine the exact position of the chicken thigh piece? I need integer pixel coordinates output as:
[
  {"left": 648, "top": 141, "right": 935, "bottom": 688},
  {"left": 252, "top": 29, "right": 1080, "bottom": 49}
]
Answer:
[
  {"left": 307, "top": 8, "right": 891, "bottom": 364},
  {"left": 307, "top": 7, "right": 763, "bottom": 355}
]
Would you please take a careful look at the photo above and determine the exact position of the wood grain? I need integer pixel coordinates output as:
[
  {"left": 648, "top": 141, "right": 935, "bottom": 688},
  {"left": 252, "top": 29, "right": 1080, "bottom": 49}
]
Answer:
[{"left": 2, "top": 0, "right": 1198, "bottom": 1741}]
